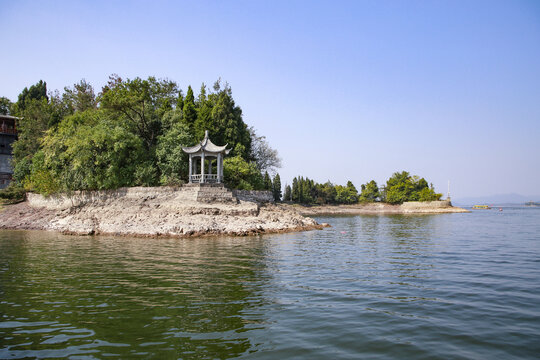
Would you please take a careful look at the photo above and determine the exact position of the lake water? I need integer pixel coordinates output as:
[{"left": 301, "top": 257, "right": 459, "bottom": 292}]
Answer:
[{"left": 1, "top": 208, "right": 539, "bottom": 359}]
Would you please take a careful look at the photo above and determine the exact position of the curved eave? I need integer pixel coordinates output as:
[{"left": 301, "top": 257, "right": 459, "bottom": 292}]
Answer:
[
  {"left": 203, "top": 141, "right": 229, "bottom": 153},
  {"left": 182, "top": 144, "right": 202, "bottom": 154},
  {"left": 182, "top": 143, "right": 231, "bottom": 154},
  {"left": 0, "top": 115, "right": 20, "bottom": 121},
  {"left": 185, "top": 149, "right": 231, "bottom": 157}
]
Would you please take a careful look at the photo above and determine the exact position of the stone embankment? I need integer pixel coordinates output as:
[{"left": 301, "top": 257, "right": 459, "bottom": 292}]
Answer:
[
  {"left": 0, "top": 185, "right": 323, "bottom": 237},
  {"left": 293, "top": 200, "right": 469, "bottom": 216}
]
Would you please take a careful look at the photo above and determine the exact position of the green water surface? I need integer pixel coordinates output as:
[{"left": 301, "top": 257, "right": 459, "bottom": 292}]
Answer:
[{"left": 1, "top": 208, "right": 539, "bottom": 359}]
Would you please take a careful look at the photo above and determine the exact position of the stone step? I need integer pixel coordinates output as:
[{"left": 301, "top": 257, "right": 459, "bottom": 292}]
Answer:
[{"left": 180, "top": 183, "right": 238, "bottom": 203}]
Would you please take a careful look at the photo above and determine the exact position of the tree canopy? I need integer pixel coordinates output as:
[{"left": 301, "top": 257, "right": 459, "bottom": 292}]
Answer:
[
  {"left": 286, "top": 172, "right": 442, "bottom": 205},
  {"left": 5, "top": 76, "right": 281, "bottom": 194},
  {"left": 383, "top": 171, "right": 442, "bottom": 204}
]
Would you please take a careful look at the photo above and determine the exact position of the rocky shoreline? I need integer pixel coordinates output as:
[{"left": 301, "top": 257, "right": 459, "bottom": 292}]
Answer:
[
  {"left": 0, "top": 187, "right": 468, "bottom": 238},
  {"left": 0, "top": 187, "right": 324, "bottom": 237}
]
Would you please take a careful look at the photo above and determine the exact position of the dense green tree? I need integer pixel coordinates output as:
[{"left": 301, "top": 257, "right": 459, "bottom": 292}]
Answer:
[
  {"left": 272, "top": 173, "right": 282, "bottom": 202},
  {"left": 7, "top": 75, "right": 281, "bottom": 194},
  {"left": 176, "top": 90, "right": 184, "bottom": 110},
  {"left": 263, "top": 171, "right": 272, "bottom": 190},
  {"left": 193, "top": 95, "right": 213, "bottom": 141},
  {"left": 197, "top": 83, "right": 207, "bottom": 105},
  {"left": 11, "top": 98, "right": 56, "bottom": 182},
  {"left": 385, "top": 171, "right": 414, "bottom": 204},
  {"left": 160, "top": 108, "right": 183, "bottom": 133},
  {"left": 182, "top": 85, "right": 197, "bottom": 132},
  {"left": 223, "top": 156, "right": 263, "bottom": 190},
  {"left": 346, "top": 181, "right": 358, "bottom": 195},
  {"left": 345, "top": 180, "right": 359, "bottom": 202},
  {"left": 155, "top": 122, "right": 193, "bottom": 185},
  {"left": 384, "top": 171, "right": 441, "bottom": 204},
  {"left": 417, "top": 184, "right": 442, "bottom": 201},
  {"left": 63, "top": 79, "right": 97, "bottom": 113},
  {"left": 292, "top": 177, "right": 299, "bottom": 202},
  {"left": 10, "top": 83, "right": 55, "bottom": 183},
  {"left": 359, "top": 180, "right": 380, "bottom": 202},
  {"left": 210, "top": 85, "right": 251, "bottom": 159},
  {"left": 100, "top": 75, "right": 178, "bottom": 150},
  {"left": 335, "top": 185, "right": 358, "bottom": 204},
  {"left": 290, "top": 176, "right": 319, "bottom": 204},
  {"left": 0, "top": 97, "right": 13, "bottom": 115},
  {"left": 35, "top": 110, "right": 150, "bottom": 192},
  {"left": 22, "top": 150, "right": 59, "bottom": 195},
  {"left": 315, "top": 181, "right": 337, "bottom": 204},
  {"left": 16, "top": 80, "right": 48, "bottom": 111},
  {"left": 284, "top": 184, "right": 292, "bottom": 202},
  {"left": 301, "top": 177, "right": 314, "bottom": 203}
]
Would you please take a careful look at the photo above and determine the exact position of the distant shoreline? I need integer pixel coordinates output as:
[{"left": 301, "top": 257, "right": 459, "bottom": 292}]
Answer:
[{"left": 290, "top": 200, "right": 469, "bottom": 216}]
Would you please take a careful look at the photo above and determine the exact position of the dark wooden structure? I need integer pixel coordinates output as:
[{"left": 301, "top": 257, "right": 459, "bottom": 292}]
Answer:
[{"left": 0, "top": 115, "right": 18, "bottom": 189}]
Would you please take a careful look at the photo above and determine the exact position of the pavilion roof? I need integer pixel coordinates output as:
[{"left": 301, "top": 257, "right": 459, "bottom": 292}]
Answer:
[
  {"left": 0, "top": 114, "right": 19, "bottom": 122},
  {"left": 182, "top": 130, "right": 230, "bottom": 154}
]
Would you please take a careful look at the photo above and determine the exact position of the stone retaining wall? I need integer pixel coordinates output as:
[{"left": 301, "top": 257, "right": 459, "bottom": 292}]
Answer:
[
  {"left": 401, "top": 200, "right": 452, "bottom": 210},
  {"left": 233, "top": 190, "right": 274, "bottom": 203},
  {"left": 27, "top": 185, "right": 275, "bottom": 210},
  {"left": 27, "top": 187, "right": 181, "bottom": 210}
]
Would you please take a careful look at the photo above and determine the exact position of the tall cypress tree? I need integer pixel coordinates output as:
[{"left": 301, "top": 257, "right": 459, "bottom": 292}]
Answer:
[
  {"left": 182, "top": 85, "right": 197, "bottom": 135},
  {"left": 16, "top": 80, "right": 48, "bottom": 111},
  {"left": 176, "top": 90, "right": 184, "bottom": 110},
  {"left": 292, "top": 177, "right": 299, "bottom": 202},
  {"left": 298, "top": 177, "right": 304, "bottom": 203},
  {"left": 263, "top": 171, "right": 272, "bottom": 191},
  {"left": 272, "top": 173, "right": 282, "bottom": 202},
  {"left": 284, "top": 185, "right": 292, "bottom": 202},
  {"left": 347, "top": 180, "right": 358, "bottom": 195}
]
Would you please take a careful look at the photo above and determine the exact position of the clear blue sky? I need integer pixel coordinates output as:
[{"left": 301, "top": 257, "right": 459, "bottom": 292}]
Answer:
[{"left": 1, "top": 0, "right": 539, "bottom": 198}]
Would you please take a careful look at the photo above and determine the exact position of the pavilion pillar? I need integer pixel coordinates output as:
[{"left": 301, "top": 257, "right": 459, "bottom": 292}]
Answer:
[
  {"left": 217, "top": 153, "right": 222, "bottom": 183},
  {"left": 188, "top": 155, "right": 192, "bottom": 183},
  {"left": 208, "top": 160, "right": 213, "bottom": 177},
  {"left": 201, "top": 152, "right": 205, "bottom": 183}
]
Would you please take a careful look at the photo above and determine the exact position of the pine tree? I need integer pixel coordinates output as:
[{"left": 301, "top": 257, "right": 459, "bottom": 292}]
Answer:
[
  {"left": 272, "top": 173, "right": 282, "bottom": 202},
  {"left": 176, "top": 90, "right": 184, "bottom": 110},
  {"left": 284, "top": 185, "right": 292, "bottom": 202},
  {"left": 197, "top": 83, "right": 207, "bottom": 105},
  {"left": 292, "top": 177, "right": 299, "bottom": 202},
  {"left": 182, "top": 85, "right": 197, "bottom": 134},
  {"left": 17, "top": 80, "right": 48, "bottom": 111},
  {"left": 263, "top": 171, "right": 272, "bottom": 191},
  {"left": 346, "top": 180, "right": 358, "bottom": 195}
]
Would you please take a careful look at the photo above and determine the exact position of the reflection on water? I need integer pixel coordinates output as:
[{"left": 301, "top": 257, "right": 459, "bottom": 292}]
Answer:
[
  {"left": 1, "top": 208, "right": 540, "bottom": 359},
  {"left": 0, "top": 231, "right": 272, "bottom": 359}
]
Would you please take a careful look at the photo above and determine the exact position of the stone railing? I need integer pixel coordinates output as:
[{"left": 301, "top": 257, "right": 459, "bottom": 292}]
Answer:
[{"left": 190, "top": 174, "right": 222, "bottom": 183}]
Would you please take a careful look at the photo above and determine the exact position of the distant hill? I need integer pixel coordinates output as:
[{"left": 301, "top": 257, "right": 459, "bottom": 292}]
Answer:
[{"left": 453, "top": 193, "right": 540, "bottom": 206}]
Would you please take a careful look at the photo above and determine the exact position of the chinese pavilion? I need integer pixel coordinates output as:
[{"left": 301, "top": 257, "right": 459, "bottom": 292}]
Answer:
[{"left": 182, "top": 130, "right": 230, "bottom": 184}]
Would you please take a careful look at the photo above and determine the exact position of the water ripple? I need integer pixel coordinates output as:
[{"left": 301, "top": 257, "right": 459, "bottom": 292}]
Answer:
[{"left": 1, "top": 208, "right": 540, "bottom": 358}]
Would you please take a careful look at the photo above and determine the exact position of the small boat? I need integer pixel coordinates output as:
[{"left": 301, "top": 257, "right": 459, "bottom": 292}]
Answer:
[{"left": 472, "top": 205, "right": 491, "bottom": 209}]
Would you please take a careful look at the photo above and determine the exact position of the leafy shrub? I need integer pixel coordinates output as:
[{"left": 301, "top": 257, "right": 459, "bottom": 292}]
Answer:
[
  {"left": 223, "top": 156, "right": 263, "bottom": 190},
  {"left": 0, "top": 182, "right": 26, "bottom": 203}
]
